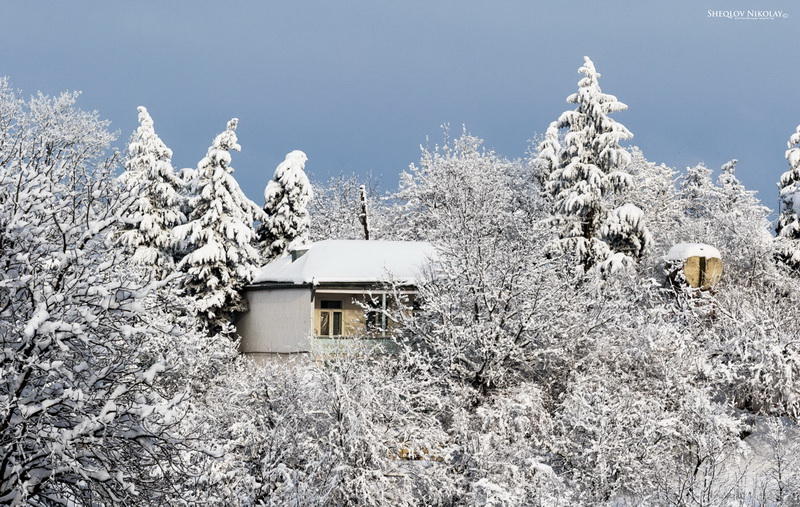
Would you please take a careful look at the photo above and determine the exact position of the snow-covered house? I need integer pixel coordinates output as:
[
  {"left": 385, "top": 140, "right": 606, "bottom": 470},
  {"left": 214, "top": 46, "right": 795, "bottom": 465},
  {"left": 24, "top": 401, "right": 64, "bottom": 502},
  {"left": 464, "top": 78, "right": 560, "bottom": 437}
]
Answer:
[{"left": 236, "top": 240, "right": 436, "bottom": 357}]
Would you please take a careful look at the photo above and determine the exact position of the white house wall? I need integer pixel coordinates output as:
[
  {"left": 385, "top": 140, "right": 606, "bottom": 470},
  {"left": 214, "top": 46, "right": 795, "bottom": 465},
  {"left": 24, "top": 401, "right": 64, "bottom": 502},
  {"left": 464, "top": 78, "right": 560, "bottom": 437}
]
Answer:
[{"left": 237, "top": 287, "right": 312, "bottom": 354}]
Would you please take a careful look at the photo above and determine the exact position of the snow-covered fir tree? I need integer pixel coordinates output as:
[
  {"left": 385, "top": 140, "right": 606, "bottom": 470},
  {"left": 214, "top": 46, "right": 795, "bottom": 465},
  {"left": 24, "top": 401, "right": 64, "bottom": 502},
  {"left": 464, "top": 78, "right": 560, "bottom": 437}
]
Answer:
[
  {"left": 117, "top": 106, "right": 185, "bottom": 279},
  {"left": 718, "top": 159, "right": 742, "bottom": 194},
  {"left": 776, "top": 124, "right": 800, "bottom": 269},
  {"left": 175, "top": 118, "right": 264, "bottom": 335},
  {"left": 533, "top": 121, "right": 561, "bottom": 191},
  {"left": 541, "top": 56, "right": 650, "bottom": 272},
  {"left": 717, "top": 160, "right": 768, "bottom": 228},
  {"left": 600, "top": 203, "right": 651, "bottom": 262},
  {"left": 257, "top": 150, "right": 313, "bottom": 259}
]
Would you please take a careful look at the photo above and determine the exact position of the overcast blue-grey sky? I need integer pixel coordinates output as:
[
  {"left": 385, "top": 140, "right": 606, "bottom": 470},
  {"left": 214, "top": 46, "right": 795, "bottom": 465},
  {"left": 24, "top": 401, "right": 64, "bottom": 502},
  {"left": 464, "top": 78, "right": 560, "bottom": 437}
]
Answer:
[{"left": 1, "top": 1, "right": 797, "bottom": 209}]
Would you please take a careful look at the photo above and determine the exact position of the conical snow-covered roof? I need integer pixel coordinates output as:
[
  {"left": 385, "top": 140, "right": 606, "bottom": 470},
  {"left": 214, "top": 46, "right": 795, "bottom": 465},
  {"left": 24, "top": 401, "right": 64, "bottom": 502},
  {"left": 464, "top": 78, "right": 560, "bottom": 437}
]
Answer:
[{"left": 665, "top": 243, "right": 721, "bottom": 261}]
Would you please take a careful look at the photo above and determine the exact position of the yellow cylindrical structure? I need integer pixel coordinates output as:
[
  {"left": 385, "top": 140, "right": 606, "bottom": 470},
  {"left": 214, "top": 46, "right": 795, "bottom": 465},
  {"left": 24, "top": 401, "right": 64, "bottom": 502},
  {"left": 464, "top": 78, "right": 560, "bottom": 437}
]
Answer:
[{"left": 665, "top": 243, "right": 723, "bottom": 290}]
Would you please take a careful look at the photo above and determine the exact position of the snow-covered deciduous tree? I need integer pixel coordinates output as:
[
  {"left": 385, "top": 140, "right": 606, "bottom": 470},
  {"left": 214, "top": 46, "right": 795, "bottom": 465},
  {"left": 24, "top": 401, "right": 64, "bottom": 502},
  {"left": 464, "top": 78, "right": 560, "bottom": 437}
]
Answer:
[
  {"left": 776, "top": 124, "right": 800, "bottom": 270},
  {"left": 672, "top": 160, "right": 774, "bottom": 285},
  {"left": 175, "top": 118, "right": 264, "bottom": 335},
  {"left": 619, "top": 147, "right": 682, "bottom": 262},
  {"left": 117, "top": 106, "right": 185, "bottom": 279},
  {"left": 539, "top": 279, "right": 743, "bottom": 504},
  {"left": 541, "top": 56, "right": 650, "bottom": 272},
  {"left": 678, "top": 163, "right": 718, "bottom": 221},
  {"left": 448, "top": 382, "right": 567, "bottom": 505},
  {"left": 391, "top": 130, "right": 566, "bottom": 397},
  {"left": 0, "top": 82, "right": 186, "bottom": 504},
  {"left": 392, "top": 128, "right": 541, "bottom": 242},
  {"left": 710, "top": 286, "right": 800, "bottom": 418},
  {"left": 714, "top": 160, "right": 774, "bottom": 283},
  {"left": 395, "top": 236, "right": 569, "bottom": 397},
  {"left": 750, "top": 418, "right": 800, "bottom": 505},
  {"left": 180, "top": 353, "right": 450, "bottom": 505},
  {"left": 258, "top": 150, "right": 313, "bottom": 259},
  {"left": 308, "top": 174, "right": 388, "bottom": 241}
]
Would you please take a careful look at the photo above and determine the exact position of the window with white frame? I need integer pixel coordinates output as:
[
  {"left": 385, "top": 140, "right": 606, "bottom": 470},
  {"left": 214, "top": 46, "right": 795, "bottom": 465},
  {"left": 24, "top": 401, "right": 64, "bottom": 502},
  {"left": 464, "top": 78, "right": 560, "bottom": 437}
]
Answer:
[{"left": 319, "top": 300, "right": 343, "bottom": 336}]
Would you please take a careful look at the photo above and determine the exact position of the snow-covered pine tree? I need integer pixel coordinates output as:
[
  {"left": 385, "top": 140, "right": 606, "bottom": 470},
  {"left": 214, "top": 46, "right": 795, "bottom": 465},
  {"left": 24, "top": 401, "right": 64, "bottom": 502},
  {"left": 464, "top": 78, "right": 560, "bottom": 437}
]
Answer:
[
  {"left": 258, "top": 150, "right": 313, "bottom": 259},
  {"left": 776, "top": 125, "right": 800, "bottom": 269},
  {"left": 117, "top": 106, "right": 185, "bottom": 278},
  {"left": 543, "top": 56, "right": 649, "bottom": 272},
  {"left": 173, "top": 166, "right": 199, "bottom": 259},
  {"left": 175, "top": 118, "right": 264, "bottom": 335}
]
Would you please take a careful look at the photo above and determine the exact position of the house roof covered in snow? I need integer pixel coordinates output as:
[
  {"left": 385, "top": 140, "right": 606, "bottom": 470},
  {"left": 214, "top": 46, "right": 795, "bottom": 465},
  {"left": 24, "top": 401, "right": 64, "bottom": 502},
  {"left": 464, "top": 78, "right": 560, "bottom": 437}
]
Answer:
[
  {"left": 665, "top": 243, "right": 721, "bottom": 261},
  {"left": 250, "top": 240, "right": 437, "bottom": 286}
]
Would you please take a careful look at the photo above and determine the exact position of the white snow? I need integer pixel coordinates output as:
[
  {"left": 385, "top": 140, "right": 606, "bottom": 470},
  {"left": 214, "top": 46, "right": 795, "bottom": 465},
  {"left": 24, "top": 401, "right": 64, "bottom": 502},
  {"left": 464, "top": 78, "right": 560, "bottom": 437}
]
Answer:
[
  {"left": 251, "top": 239, "right": 437, "bottom": 285},
  {"left": 541, "top": 56, "right": 645, "bottom": 269},
  {"left": 665, "top": 242, "right": 721, "bottom": 260},
  {"left": 613, "top": 203, "right": 644, "bottom": 224},
  {"left": 259, "top": 150, "right": 313, "bottom": 260},
  {"left": 175, "top": 117, "right": 264, "bottom": 332}
]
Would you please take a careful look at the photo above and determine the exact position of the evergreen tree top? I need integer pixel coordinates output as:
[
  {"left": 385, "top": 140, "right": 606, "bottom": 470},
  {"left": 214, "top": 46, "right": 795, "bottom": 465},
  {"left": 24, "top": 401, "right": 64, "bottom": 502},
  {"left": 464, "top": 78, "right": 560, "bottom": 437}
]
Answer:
[
  {"left": 781, "top": 124, "right": 800, "bottom": 188},
  {"left": 564, "top": 56, "right": 630, "bottom": 120},
  {"left": 265, "top": 149, "right": 311, "bottom": 201},
  {"left": 127, "top": 105, "right": 173, "bottom": 167},
  {"left": 777, "top": 124, "right": 800, "bottom": 244}
]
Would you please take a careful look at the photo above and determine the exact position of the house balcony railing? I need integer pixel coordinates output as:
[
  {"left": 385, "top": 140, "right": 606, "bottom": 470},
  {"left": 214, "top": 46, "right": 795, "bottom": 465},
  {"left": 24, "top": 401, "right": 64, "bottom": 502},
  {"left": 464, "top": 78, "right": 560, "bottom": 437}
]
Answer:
[{"left": 310, "top": 335, "right": 399, "bottom": 354}]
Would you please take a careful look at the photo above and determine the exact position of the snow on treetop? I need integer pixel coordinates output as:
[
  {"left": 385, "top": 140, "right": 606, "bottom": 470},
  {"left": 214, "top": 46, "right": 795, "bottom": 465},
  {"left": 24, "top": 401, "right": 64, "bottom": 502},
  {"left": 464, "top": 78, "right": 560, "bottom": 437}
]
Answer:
[
  {"left": 251, "top": 239, "right": 437, "bottom": 285},
  {"left": 210, "top": 118, "right": 240, "bottom": 154},
  {"left": 264, "top": 150, "right": 309, "bottom": 201},
  {"left": 665, "top": 242, "right": 721, "bottom": 261},
  {"left": 287, "top": 149, "right": 307, "bottom": 162},
  {"left": 613, "top": 203, "right": 644, "bottom": 224},
  {"left": 136, "top": 106, "right": 152, "bottom": 125}
]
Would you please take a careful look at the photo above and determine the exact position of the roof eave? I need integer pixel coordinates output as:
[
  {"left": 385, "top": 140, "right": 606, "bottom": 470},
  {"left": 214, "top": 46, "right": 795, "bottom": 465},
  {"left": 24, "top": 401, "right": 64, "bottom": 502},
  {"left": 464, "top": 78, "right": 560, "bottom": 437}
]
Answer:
[
  {"left": 244, "top": 281, "right": 314, "bottom": 291},
  {"left": 245, "top": 280, "right": 419, "bottom": 291}
]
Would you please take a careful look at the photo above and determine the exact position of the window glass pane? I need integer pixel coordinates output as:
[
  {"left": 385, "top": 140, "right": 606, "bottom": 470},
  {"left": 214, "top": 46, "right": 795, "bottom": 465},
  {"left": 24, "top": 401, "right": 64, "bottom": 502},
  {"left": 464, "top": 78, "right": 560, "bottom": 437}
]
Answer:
[
  {"left": 366, "top": 311, "right": 379, "bottom": 332},
  {"left": 320, "top": 311, "right": 330, "bottom": 336},
  {"left": 333, "top": 312, "right": 342, "bottom": 336},
  {"left": 321, "top": 300, "right": 342, "bottom": 309}
]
